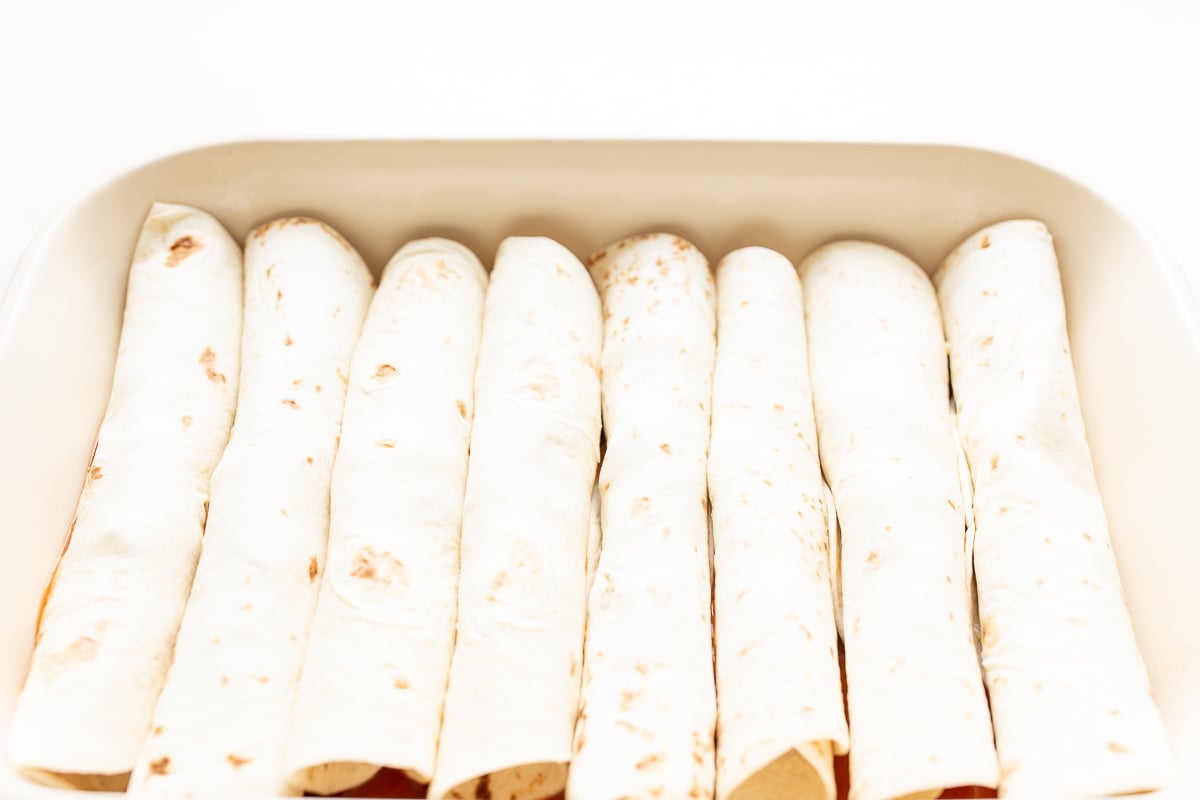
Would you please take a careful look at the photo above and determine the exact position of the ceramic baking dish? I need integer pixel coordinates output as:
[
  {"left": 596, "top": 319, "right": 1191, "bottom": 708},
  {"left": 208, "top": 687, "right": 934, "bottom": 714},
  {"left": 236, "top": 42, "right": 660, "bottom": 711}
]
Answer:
[{"left": 0, "top": 141, "right": 1197, "bottom": 799}]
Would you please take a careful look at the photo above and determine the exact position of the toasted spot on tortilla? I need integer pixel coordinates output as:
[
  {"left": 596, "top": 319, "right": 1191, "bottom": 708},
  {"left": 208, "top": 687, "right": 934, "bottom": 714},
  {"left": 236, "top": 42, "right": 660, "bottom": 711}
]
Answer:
[
  {"left": 350, "top": 546, "right": 408, "bottom": 586},
  {"left": 165, "top": 235, "right": 202, "bottom": 267},
  {"left": 636, "top": 754, "right": 663, "bottom": 771},
  {"left": 199, "top": 347, "right": 227, "bottom": 384},
  {"left": 378, "top": 438, "right": 396, "bottom": 448},
  {"left": 285, "top": 334, "right": 294, "bottom": 347},
  {"left": 660, "top": 443, "right": 672, "bottom": 455},
  {"left": 281, "top": 398, "right": 300, "bottom": 410},
  {"left": 89, "top": 466, "right": 103, "bottom": 480},
  {"left": 457, "top": 399, "right": 468, "bottom": 419},
  {"left": 980, "top": 335, "right": 994, "bottom": 349},
  {"left": 181, "top": 415, "right": 193, "bottom": 428},
  {"left": 308, "top": 556, "right": 319, "bottom": 582},
  {"left": 148, "top": 756, "right": 171, "bottom": 775},
  {"left": 991, "top": 455, "right": 1000, "bottom": 470},
  {"left": 394, "top": 678, "right": 409, "bottom": 689},
  {"left": 40, "top": 635, "right": 100, "bottom": 677},
  {"left": 1108, "top": 741, "right": 1129, "bottom": 754},
  {"left": 375, "top": 364, "right": 397, "bottom": 379},
  {"left": 1082, "top": 531, "right": 1094, "bottom": 543},
  {"left": 227, "top": 754, "right": 252, "bottom": 768},
  {"left": 980, "top": 235, "right": 991, "bottom": 249}
]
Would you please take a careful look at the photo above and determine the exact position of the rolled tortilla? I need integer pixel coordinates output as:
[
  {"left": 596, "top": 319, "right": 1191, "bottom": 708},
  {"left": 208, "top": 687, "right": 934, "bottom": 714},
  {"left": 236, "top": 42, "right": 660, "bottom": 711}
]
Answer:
[
  {"left": 129, "top": 218, "right": 373, "bottom": 797},
  {"left": 6, "top": 203, "right": 242, "bottom": 790},
  {"left": 428, "top": 237, "right": 602, "bottom": 800},
  {"left": 567, "top": 233, "right": 717, "bottom": 800},
  {"left": 935, "top": 220, "right": 1168, "bottom": 796},
  {"left": 285, "top": 239, "right": 488, "bottom": 795},
  {"left": 708, "top": 247, "right": 849, "bottom": 800},
  {"left": 799, "top": 241, "right": 999, "bottom": 800}
]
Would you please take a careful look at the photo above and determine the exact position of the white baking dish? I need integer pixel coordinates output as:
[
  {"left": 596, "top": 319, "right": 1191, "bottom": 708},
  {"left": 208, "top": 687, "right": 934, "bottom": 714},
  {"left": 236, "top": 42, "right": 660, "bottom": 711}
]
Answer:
[{"left": 1, "top": 141, "right": 1197, "bottom": 799}]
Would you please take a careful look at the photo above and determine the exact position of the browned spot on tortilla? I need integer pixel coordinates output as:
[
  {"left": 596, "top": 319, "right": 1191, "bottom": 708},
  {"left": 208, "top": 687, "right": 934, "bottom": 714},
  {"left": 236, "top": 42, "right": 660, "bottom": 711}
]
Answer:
[
  {"left": 227, "top": 754, "right": 252, "bottom": 768},
  {"left": 631, "top": 496, "right": 651, "bottom": 515},
  {"left": 375, "top": 364, "right": 397, "bottom": 379},
  {"left": 865, "top": 551, "right": 879, "bottom": 564},
  {"left": 251, "top": 674, "right": 269, "bottom": 684},
  {"left": 659, "top": 443, "right": 671, "bottom": 455},
  {"left": 281, "top": 398, "right": 300, "bottom": 409},
  {"left": 636, "top": 754, "right": 662, "bottom": 771},
  {"left": 152, "top": 725, "right": 164, "bottom": 736},
  {"left": 148, "top": 756, "right": 171, "bottom": 775},
  {"left": 1108, "top": 741, "right": 1129, "bottom": 754},
  {"left": 456, "top": 399, "right": 467, "bottom": 419},
  {"left": 351, "top": 546, "right": 408, "bottom": 585},
  {"left": 165, "top": 235, "right": 202, "bottom": 267},
  {"left": 620, "top": 690, "right": 638, "bottom": 710},
  {"left": 308, "top": 556, "right": 319, "bottom": 582},
  {"left": 762, "top": 478, "right": 773, "bottom": 487},
  {"left": 980, "top": 335, "right": 994, "bottom": 349},
  {"left": 999, "top": 506, "right": 1010, "bottom": 515},
  {"left": 991, "top": 455, "right": 1000, "bottom": 470},
  {"left": 980, "top": 235, "right": 991, "bottom": 249},
  {"left": 1016, "top": 433, "right": 1026, "bottom": 441},
  {"left": 39, "top": 635, "right": 100, "bottom": 676},
  {"left": 1082, "top": 531, "right": 1094, "bottom": 543},
  {"left": 220, "top": 675, "right": 230, "bottom": 685},
  {"left": 982, "top": 289, "right": 997, "bottom": 297},
  {"left": 284, "top": 334, "right": 294, "bottom": 347},
  {"left": 181, "top": 415, "right": 193, "bottom": 428},
  {"left": 202, "top": 500, "right": 210, "bottom": 527},
  {"left": 378, "top": 439, "right": 396, "bottom": 448},
  {"left": 89, "top": 466, "right": 103, "bottom": 481},
  {"left": 527, "top": 378, "right": 558, "bottom": 399},
  {"left": 588, "top": 249, "right": 607, "bottom": 265},
  {"left": 198, "top": 347, "right": 227, "bottom": 383},
  {"left": 394, "top": 678, "right": 409, "bottom": 689}
]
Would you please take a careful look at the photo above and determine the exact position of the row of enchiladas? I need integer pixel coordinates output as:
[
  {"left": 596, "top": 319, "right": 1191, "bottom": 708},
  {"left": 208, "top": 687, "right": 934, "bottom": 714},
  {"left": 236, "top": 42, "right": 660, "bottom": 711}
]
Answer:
[{"left": 7, "top": 205, "right": 1168, "bottom": 799}]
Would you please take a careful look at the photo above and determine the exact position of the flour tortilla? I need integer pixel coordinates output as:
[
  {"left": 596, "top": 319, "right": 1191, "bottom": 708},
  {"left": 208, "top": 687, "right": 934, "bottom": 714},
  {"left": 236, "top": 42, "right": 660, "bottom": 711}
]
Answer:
[
  {"left": 799, "top": 241, "right": 998, "bottom": 800},
  {"left": 284, "top": 238, "right": 487, "bottom": 795},
  {"left": 6, "top": 203, "right": 242, "bottom": 790},
  {"left": 129, "top": 218, "right": 373, "bottom": 797},
  {"left": 708, "top": 247, "right": 848, "bottom": 800},
  {"left": 428, "top": 236, "right": 602, "bottom": 800},
  {"left": 936, "top": 220, "right": 1168, "bottom": 797},
  {"left": 567, "top": 233, "right": 717, "bottom": 800}
]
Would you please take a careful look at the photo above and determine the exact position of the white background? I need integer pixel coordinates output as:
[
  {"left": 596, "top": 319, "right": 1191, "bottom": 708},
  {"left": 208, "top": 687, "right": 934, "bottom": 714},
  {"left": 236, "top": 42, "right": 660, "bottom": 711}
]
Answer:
[{"left": 1, "top": 0, "right": 1197, "bottom": 295}]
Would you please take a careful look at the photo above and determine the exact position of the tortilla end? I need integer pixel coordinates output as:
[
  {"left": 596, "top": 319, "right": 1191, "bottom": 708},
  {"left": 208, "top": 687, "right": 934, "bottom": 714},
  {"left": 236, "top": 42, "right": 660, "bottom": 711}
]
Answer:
[
  {"left": 726, "top": 742, "right": 835, "bottom": 800},
  {"left": 433, "top": 760, "right": 567, "bottom": 800},
  {"left": 294, "top": 761, "right": 382, "bottom": 796},
  {"left": 18, "top": 766, "right": 131, "bottom": 793}
]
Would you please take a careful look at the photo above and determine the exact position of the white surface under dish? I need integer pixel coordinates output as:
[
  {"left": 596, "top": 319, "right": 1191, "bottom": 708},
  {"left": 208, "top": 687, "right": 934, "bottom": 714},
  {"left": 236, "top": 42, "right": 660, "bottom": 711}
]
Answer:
[{"left": 0, "top": 141, "right": 1196, "bottom": 798}]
